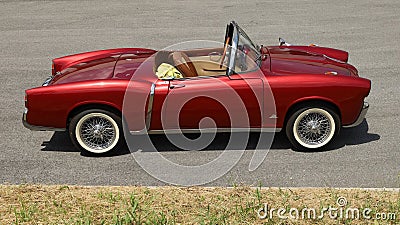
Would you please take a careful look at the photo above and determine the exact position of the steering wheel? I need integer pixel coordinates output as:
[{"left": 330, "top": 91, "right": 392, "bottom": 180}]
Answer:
[{"left": 171, "top": 51, "right": 198, "bottom": 77}]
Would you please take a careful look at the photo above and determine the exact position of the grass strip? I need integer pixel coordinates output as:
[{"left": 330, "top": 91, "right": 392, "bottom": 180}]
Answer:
[{"left": 0, "top": 185, "right": 399, "bottom": 224}]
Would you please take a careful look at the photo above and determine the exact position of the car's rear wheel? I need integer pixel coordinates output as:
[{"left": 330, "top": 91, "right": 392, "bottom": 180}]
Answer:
[
  {"left": 69, "top": 109, "right": 124, "bottom": 154},
  {"left": 286, "top": 106, "right": 340, "bottom": 150}
]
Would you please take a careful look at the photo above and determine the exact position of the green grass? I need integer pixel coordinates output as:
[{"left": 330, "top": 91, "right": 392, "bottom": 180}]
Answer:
[{"left": 0, "top": 185, "right": 398, "bottom": 224}]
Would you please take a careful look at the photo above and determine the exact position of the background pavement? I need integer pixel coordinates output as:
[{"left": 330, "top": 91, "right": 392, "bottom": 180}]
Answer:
[{"left": 0, "top": 0, "right": 399, "bottom": 187}]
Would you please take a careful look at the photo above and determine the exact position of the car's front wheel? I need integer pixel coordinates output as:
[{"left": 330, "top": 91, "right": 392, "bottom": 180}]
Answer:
[
  {"left": 286, "top": 106, "right": 340, "bottom": 150},
  {"left": 69, "top": 109, "right": 124, "bottom": 154}
]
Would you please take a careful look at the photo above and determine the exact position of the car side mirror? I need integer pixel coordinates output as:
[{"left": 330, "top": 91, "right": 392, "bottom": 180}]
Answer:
[{"left": 279, "top": 37, "right": 291, "bottom": 46}]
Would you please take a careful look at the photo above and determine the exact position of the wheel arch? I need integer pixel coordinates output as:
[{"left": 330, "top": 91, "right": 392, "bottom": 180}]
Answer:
[
  {"left": 283, "top": 98, "right": 342, "bottom": 128},
  {"left": 66, "top": 102, "right": 123, "bottom": 128}
]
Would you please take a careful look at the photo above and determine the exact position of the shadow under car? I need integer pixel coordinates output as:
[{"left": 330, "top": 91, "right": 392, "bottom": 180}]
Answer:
[{"left": 41, "top": 119, "right": 379, "bottom": 156}]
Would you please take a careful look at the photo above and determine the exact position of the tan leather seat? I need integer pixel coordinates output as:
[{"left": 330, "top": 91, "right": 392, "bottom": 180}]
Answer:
[{"left": 171, "top": 51, "right": 198, "bottom": 78}]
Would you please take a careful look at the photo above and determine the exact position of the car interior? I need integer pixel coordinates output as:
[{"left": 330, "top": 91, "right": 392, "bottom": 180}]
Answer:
[
  {"left": 153, "top": 48, "right": 231, "bottom": 78},
  {"left": 153, "top": 22, "right": 260, "bottom": 79}
]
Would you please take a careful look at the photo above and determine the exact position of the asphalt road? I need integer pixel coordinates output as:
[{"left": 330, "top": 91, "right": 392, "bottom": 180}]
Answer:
[{"left": 0, "top": 0, "right": 399, "bottom": 187}]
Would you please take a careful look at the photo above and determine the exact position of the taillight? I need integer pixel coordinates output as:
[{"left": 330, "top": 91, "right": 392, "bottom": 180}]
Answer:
[
  {"left": 24, "top": 93, "right": 28, "bottom": 108},
  {"left": 52, "top": 62, "right": 55, "bottom": 75}
]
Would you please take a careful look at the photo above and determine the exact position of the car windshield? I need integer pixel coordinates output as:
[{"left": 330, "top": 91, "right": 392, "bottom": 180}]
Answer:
[
  {"left": 226, "top": 21, "right": 261, "bottom": 75},
  {"left": 236, "top": 24, "right": 259, "bottom": 53}
]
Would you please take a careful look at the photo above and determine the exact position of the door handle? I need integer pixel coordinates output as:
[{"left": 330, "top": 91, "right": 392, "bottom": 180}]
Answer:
[{"left": 170, "top": 83, "right": 185, "bottom": 89}]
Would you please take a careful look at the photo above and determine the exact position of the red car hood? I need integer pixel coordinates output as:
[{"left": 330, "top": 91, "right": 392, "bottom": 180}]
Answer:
[{"left": 266, "top": 46, "right": 358, "bottom": 76}]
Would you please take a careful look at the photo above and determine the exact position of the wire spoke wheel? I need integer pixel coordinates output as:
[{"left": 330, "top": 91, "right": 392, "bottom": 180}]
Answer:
[
  {"left": 296, "top": 112, "right": 331, "bottom": 145},
  {"left": 287, "top": 107, "right": 338, "bottom": 150},
  {"left": 73, "top": 112, "right": 120, "bottom": 154}
]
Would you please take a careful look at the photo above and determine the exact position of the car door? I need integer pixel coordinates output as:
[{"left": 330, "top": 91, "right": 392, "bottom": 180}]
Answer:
[{"left": 162, "top": 75, "right": 264, "bottom": 130}]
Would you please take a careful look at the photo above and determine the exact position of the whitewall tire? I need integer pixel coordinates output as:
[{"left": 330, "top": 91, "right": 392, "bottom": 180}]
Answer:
[
  {"left": 69, "top": 109, "right": 124, "bottom": 154},
  {"left": 286, "top": 106, "right": 340, "bottom": 150}
]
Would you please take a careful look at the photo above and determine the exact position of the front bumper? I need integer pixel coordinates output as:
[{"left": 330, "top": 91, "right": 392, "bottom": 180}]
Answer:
[
  {"left": 343, "top": 102, "right": 369, "bottom": 128},
  {"left": 22, "top": 108, "right": 65, "bottom": 131}
]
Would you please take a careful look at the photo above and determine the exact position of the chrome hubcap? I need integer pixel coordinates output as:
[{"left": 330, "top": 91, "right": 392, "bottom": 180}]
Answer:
[
  {"left": 80, "top": 116, "right": 116, "bottom": 150},
  {"left": 297, "top": 112, "right": 331, "bottom": 145}
]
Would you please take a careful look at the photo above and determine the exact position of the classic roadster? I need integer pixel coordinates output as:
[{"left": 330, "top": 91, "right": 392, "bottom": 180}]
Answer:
[{"left": 23, "top": 21, "right": 370, "bottom": 154}]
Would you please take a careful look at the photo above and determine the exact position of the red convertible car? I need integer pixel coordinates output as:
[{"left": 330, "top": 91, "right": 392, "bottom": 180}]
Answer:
[{"left": 23, "top": 21, "right": 370, "bottom": 154}]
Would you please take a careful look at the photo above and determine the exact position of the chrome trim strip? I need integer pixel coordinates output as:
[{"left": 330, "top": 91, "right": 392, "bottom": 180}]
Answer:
[
  {"left": 227, "top": 26, "right": 239, "bottom": 76},
  {"left": 145, "top": 83, "right": 156, "bottom": 130},
  {"left": 22, "top": 108, "right": 66, "bottom": 131},
  {"left": 343, "top": 102, "right": 369, "bottom": 128},
  {"left": 130, "top": 128, "right": 281, "bottom": 135},
  {"left": 129, "top": 129, "right": 147, "bottom": 135}
]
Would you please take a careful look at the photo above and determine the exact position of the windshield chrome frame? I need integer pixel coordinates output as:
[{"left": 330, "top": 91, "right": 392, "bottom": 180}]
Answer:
[
  {"left": 227, "top": 27, "right": 239, "bottom": 76},
  {"left": 226, "top": 21, "right": 261, "bottom": 76}
]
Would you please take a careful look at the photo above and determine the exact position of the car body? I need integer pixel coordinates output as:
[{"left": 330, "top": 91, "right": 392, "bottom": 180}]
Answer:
[{"left": 23, "top": 21, "right": 371, "bottom": 153}]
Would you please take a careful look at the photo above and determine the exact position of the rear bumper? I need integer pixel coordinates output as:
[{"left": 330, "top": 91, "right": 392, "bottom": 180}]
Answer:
[
  {"left": 22, "top": 108, "right": 65, "bottom": 131},
  {"left": 343, "top": 102, "right": 369, "bottom": 128}
]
